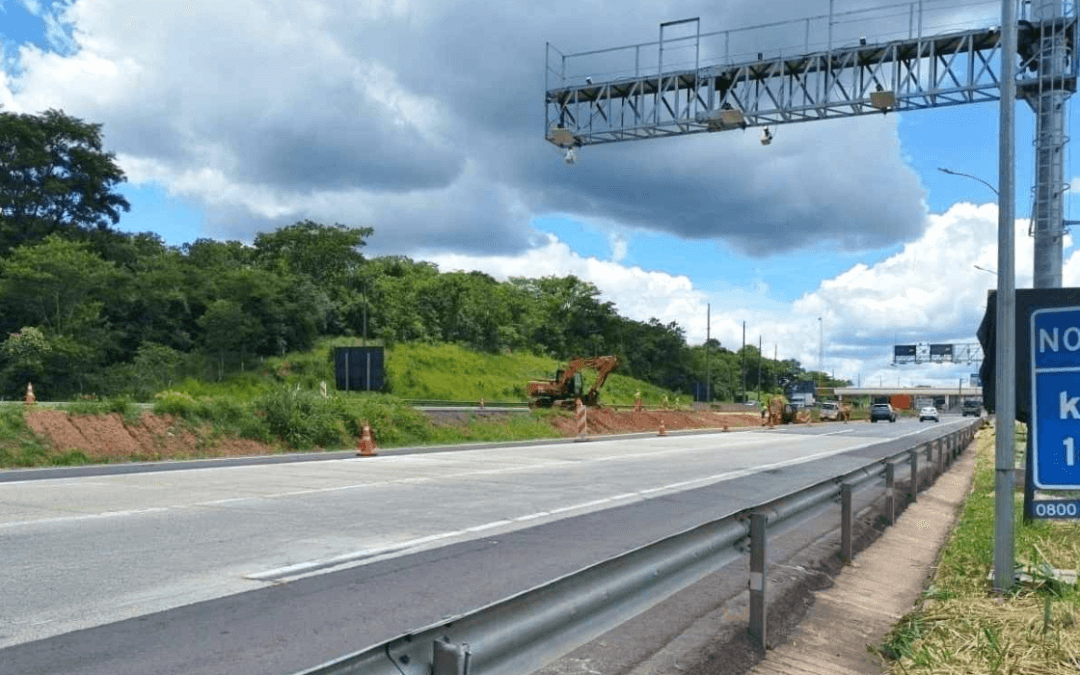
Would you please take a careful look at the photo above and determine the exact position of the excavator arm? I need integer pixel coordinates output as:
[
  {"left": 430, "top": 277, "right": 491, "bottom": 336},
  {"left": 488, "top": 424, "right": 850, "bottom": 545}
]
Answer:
[
  {"left": 528, "top": 355, "right": 622, "bottom": 408},
  {"left": 582, "top": 355, "right": 621, "bottom": 405}
]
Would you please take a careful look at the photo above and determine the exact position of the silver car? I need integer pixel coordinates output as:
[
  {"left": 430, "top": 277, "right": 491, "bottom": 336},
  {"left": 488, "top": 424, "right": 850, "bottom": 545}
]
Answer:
[{"left": 919, "top": 406, "right": 939, "bottom": 422}]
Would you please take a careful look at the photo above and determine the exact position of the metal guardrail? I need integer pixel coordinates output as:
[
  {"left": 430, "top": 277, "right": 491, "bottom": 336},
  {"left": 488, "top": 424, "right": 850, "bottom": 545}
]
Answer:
[
  {"left": 406, "top": 400, "right": 532, "bottom": 409},
  {"left": 296, "top": 419, "right": 983, "bottom": 675}
]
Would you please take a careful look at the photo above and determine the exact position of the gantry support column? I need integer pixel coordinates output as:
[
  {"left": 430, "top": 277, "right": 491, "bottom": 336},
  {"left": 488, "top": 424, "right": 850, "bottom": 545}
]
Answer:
[{"left": 1025, "top": 0, "right": 1073, "bottom": 290}]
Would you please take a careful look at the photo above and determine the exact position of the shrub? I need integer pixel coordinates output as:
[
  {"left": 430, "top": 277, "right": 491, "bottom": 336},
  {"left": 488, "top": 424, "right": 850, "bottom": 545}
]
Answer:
[
  {"left": 153, "top": 390, "right": 200, "bottom": 418},
  {"left": 254, "top": 385, "right": 347, "bottom": 450}
]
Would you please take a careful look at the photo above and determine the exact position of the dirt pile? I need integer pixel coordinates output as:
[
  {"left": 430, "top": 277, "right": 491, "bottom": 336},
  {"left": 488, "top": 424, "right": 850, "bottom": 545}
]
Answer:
[
  {"left": 547, "top": 408, "right": 764, "bottom": 436},
  {"left": 24, "top": 409, "right": 271, "bottom": 461}
]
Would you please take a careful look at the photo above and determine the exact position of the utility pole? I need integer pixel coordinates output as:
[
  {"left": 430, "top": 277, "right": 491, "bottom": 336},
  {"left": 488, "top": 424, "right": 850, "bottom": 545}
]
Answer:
[
  {"left": 818, "top": 317, "right": 823, "bottom": 388},
  {"left": 706, "top": 304, "right": 711, "bottom": 403},
  {"left": 741, "top": 321, "right": 746, "bottom": 403},
  {"left": 757, "top": 335, "right": 763, "bottom": 397}
]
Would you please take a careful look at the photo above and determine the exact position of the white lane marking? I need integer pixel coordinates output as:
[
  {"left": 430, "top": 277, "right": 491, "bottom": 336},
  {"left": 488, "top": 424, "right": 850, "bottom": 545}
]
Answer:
[
  {"left": 0, "top": 424, "right": 946, "bottom": 530},
  {"left": 241, "top": 439, "right": 893, "bottom": 582}
]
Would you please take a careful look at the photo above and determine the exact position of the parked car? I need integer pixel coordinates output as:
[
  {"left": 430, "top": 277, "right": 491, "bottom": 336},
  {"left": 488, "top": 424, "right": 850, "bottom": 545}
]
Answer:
[
  {"left": 819, "top": 401, "right": 840, "bottom": 421},
  {"left": 870, "top": 403, "right": 897, "bottom": 423},
  {"left": 919, "top": 406, "right": 939, "bottom": 422}
]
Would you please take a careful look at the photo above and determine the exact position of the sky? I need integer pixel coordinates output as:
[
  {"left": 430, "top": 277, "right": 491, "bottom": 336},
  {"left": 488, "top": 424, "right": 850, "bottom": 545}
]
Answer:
[{"left": 1, "top": 0, "right": 1078, "bottom": 391}]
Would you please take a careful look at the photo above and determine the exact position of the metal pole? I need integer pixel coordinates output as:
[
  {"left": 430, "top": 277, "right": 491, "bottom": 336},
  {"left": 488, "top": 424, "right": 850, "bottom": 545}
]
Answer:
[
  {"left": 840, "top": 484, "right": 853, "bottom": 563},
  {"left": 886, "top": 462, "right": 897, "bottom": 525},
  {"left": 757, "top": 335, "right": 763, "bottom": 397},
  {"left": 706, "top": 304, "right": 711, "bottom": 403},
  {"left": 910, "top": 448, "right": 919, "bottom": 502},
  {"left": 748, "top": 512, "right": 767, "bottom": 649},
  {"left": 819, "top": 317, "right": 824, "bottom": 382},
  {"left": 1027, "top": 0, "right": 1068, "bottom": 289},
  {"left": 993, "top": 0, "right": 1018, "bottom": 594},
  {"left": 741, "top": 321, "right": 747, "bottom": 402}
]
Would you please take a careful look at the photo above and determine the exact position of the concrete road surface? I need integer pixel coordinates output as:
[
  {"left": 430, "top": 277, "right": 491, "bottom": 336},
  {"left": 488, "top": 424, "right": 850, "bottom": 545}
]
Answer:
[{"left": 0, "top": 418, "right": 965, "bottom": 674}]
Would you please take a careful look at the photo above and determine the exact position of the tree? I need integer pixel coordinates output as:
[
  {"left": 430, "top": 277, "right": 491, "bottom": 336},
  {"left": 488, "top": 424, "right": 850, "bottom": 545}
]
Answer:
[
  {"left": 197, "top": 299, "right": 259, "bottom": 379},
  {"left": 0, "top": 326, "right": 51, "bottom": 397},
  {"left": 0, "top": 235, "right": 123, "bottom": 338},
  {"left": 0, "top": 108, "right": 130, "bottom": 254},
  {"left": 254, "top": 220, "right": 372, "bottom": 287}
]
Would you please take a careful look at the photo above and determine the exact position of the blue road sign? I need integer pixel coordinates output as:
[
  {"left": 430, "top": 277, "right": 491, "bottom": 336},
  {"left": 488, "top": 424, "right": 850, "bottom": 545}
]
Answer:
[{"left": 1031, "top": 307, "right": 1080, "bottom": 490}]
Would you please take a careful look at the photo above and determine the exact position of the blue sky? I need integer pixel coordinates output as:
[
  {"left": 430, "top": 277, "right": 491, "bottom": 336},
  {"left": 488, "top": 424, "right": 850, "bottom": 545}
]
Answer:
[{"left": 1, "top": 0, "right": 1075, "bottom": 388}]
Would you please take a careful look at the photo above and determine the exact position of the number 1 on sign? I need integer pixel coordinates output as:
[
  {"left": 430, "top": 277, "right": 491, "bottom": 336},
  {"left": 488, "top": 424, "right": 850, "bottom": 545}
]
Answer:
[{"left": 1066, "top": 437, "right": 1076, "bottom": 467}]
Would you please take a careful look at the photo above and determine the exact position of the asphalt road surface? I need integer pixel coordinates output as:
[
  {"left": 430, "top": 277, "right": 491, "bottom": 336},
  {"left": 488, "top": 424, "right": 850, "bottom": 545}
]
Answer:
[{"left": 0, "top": 417, "right": 967, "bottom": 675}]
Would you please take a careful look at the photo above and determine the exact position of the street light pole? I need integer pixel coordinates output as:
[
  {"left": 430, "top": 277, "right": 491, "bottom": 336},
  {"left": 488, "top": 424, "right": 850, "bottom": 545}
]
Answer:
[{"left": 938, "top": 167, "right": 1000, "bottom": 196}]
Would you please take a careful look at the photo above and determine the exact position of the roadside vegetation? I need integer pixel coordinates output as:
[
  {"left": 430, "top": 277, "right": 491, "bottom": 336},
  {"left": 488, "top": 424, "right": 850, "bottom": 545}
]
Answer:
[
  {"left": 881, "top": 424, "right": 1080, "bottom": 673},
  {"left": 0, "top": 107, "right": 842, "bottom": 468}
]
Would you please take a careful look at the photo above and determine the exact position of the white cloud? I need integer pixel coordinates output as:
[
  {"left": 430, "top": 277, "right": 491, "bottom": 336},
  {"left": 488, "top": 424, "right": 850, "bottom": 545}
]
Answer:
[
  {"left": 0, "top": 0, "right": 934, "bottom": 259},
  {"left": 424, "top": 233, "right": 709, "bottom": 330},
  {"left": 425, "top": 202, "right": 1058, "bottom": 388},
  {"left": 608, "top": 233, "right": 628, "bottom": 263}
]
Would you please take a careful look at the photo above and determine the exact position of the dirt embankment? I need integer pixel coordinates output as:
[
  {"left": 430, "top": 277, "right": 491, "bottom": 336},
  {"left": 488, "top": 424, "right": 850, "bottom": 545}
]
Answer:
[
  {"left": 24, "top": 410, "right": 271, "bottom": 461},
  {"left": 21, "top": 407, "right": 766, "bottom": 463}
]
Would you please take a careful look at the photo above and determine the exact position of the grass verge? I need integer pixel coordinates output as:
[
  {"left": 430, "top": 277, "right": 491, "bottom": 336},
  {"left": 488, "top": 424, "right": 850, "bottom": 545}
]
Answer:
[{"left": 880, "top": 424, "right": 1080, "bottom": 673}]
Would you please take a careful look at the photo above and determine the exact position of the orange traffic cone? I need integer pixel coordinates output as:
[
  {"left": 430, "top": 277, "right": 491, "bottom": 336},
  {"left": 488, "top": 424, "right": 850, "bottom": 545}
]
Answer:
[
  {"left": 357, "top": 422, "right": 377, "bottom": 457},
  {"left": 658, "top": 420, "right": 667, "bottom": 436}
]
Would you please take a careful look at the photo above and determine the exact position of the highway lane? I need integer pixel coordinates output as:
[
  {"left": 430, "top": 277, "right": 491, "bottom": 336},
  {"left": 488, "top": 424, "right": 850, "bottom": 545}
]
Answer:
[{"left": 0, "top": 417, "right": 967, "bottom": 674}]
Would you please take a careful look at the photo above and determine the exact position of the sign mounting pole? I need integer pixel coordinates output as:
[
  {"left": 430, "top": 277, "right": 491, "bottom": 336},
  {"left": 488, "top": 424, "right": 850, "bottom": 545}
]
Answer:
[{"left": 993, "top": 0, "right": 1018, "bottom": 593}]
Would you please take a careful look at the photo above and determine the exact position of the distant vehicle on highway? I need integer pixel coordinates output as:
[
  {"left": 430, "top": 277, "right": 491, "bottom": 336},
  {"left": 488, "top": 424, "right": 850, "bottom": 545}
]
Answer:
[
  {"left": 962, "top": 399, "right": 981, "bottom": 417},
  {"left": 870, "top": 403, "right": 897, "bottom": 423},
  {"left": 819, "top": 401, "right": 840, "bottom": 421},
  {"left": 919, "top": 406, "right": 939, "bottom": 422}
]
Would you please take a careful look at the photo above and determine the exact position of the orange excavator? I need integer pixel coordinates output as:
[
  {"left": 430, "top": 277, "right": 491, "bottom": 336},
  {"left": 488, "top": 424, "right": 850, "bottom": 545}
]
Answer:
[{"left": 527, "top": 355, "right": 621, "bottom": 408}]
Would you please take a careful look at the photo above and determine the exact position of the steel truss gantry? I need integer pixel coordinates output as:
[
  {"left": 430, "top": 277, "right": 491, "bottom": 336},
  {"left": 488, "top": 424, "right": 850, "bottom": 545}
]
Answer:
[
  {"left": 545, "top": 1, "right": 1078, "bottom": 287},
  {"left": 545, "top": 15, "right": 1075, "bottom": 145}
]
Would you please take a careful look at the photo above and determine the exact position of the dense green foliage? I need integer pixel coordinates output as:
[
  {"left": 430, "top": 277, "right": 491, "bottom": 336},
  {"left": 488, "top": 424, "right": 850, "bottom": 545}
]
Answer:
[{"left": 0, "top": 109, "right": 847, "bottom": 402}]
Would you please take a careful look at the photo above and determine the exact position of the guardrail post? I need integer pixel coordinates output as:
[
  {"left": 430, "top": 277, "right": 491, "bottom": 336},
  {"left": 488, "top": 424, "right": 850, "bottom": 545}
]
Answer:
[
  {"left": 910, "top": 448, "right": 919, "bottom": 502},
  {"left": 840, "top": 483, "right": 853, "bottom": 563},
  {"left": 433, "top": 640, "right": 471, "bottom": 675},
  {"left": 885, "top": 462, "right": 896, "bottom": 525},
  {"left": 748, "top": 512, "right": 767, "bottom": 650}
]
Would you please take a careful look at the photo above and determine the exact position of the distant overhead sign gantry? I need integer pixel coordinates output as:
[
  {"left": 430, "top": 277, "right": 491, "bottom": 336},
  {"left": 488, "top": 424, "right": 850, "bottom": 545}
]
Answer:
[{"left": 893, "top": 342, "right": 984, "bottom": 365}]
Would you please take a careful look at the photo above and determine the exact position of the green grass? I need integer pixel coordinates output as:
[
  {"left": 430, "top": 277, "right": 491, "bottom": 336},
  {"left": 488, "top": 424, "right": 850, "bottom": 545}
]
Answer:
[
  {"left": 167, "top": 339, "right": 682, "bottom": 408},
  {"left": 61, "top": 395, "right": 142, "bottom": 423},
  {"left": 0, "top": 405, "right": 63, "bottom": 467},
  {"left": 0, "top": 340, "right": 688, "bottom": 466},
  {"left": 880, "top": 424, "right": 1080, "bottom": 673}
]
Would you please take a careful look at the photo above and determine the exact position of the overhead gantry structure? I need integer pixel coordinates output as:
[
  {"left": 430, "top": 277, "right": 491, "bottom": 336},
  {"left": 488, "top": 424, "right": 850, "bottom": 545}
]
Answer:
[{"left": 545, "top": 0, "right": 1078, "bottom": 288}]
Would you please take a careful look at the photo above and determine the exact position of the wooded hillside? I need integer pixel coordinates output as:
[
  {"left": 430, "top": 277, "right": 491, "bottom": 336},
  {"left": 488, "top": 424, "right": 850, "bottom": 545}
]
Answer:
[{"left": 0, "top": 108, "right": 847, "bottom": 401}]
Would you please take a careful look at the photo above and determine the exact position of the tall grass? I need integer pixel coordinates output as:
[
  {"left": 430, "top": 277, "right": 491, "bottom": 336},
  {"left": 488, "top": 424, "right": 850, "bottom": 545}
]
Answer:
[
  {"left": 880, "top": 425, "right": 1080, "bottom": 673},
  {"left": 0, "top": 405, "right": 67, "bottom": 467},
  {"left": 164, "top": 338, "right": 682, "bottom": 407}
]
